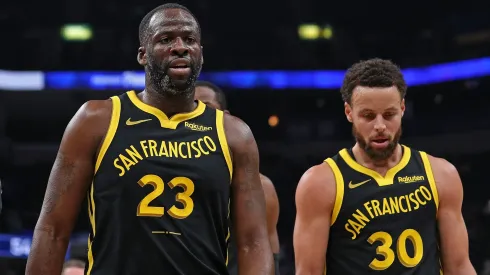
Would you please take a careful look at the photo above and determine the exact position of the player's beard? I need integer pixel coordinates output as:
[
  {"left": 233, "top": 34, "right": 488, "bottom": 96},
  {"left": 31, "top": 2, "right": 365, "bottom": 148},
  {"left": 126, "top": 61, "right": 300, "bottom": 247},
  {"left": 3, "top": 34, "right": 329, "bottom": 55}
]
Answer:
[
  {"left": 146, "top": 54, "right": 202, "bottom": 98},
  {"left": 352, "top": 124, "right": 402, "bottom": 161}
]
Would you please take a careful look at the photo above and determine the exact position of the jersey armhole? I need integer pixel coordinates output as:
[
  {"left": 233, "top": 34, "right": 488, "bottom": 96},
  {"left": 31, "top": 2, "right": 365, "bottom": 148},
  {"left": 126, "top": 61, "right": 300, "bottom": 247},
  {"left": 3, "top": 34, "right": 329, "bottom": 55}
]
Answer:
[
  {"left": 419, "top": 151, "right": 440, "bottom": 212},
  {"left": 215, "top": 110, "right": 233, "bottom": 182},
  {"left": 94, "top": 96, "right": 121, "bottom": 174},
  {"left": 324, "top": 158, "right": 345, "bottom": 226}
]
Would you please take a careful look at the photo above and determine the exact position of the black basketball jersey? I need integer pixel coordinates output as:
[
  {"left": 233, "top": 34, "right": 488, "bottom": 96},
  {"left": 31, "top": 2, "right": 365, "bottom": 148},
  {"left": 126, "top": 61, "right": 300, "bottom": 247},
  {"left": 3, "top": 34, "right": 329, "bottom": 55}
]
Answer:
[
  {"left": 325, "top": 145, "right": 442, "bottom": 275},
  {"left": 85, "top": 91, "right": 233, "bottom": 275}
]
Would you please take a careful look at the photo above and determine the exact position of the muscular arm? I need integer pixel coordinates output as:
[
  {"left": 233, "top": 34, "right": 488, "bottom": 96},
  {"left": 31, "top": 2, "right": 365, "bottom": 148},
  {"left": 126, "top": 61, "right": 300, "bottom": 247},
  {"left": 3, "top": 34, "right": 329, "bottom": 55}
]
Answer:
[
  {"left": 25, "top": 100, "right": 112, "bottom": 275},
  {"left": 225, "top": 114, "right": 273, "bottom": 275},
  {"left": 294, "top": 163, "right": 336, "bottom": 275},
  {"left": 260, "top": 174, "right": 280, "bottom": 254},
  {"left": 429, "top": 156, "right": 476, "bottom": 275}
]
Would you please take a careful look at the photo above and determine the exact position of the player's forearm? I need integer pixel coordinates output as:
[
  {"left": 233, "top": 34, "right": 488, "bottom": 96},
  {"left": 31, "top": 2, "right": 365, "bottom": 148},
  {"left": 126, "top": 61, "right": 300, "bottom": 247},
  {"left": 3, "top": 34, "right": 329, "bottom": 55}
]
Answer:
[
  {"left": 443, "top": 260, "right": 476, "bottom": 275},
  {"left": 238, "top": 239, "right": 274, "bottom": 275},
  {"left": 25, "top": 227, "right": 69, "bottom": 275}
]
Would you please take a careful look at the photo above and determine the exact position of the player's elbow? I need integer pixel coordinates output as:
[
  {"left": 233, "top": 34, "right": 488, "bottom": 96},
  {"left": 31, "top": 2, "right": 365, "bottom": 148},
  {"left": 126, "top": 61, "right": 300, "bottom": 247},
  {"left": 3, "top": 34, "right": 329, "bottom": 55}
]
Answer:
[
  {"left": 236, "top": 224, "right": 271, "bottom": 253},
  {"left": 443, "top": 258, "right": 476, "bottom": 275},
  {"left": 34, "top": 217, "right": 71, "bottom": 242}
]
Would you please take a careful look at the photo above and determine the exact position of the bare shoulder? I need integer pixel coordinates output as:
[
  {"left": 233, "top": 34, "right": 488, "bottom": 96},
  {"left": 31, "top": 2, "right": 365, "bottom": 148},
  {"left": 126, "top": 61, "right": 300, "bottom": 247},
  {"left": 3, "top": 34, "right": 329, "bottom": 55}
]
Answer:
[
  {"left": 426, "top": 154, "right": 460, "bottom": 183},
  {"left": 260, "top": 174, "right": 279, "bottom": 209},
  {"left": 426, "top": 154, "right": 462, "bottom": 201},
  {"left": 66, "top": 99, "right": 114, "bottom": 142},
  {"left": 74, "top": 99, "right": 113, "bottom": 130},
  {"left": 426, "top": 154, "right": 458, "bottom": 178},
  {"left": 259, "top": 174, "right": 276, "bottom": 193},
  {"left": 59, "top": 98, "right": 115, "bottom": 159},
  {"left": 81, "top": 99, "right": 113, "bottom": 116},
  {"left": 38, "top": 99, "right": 115, "bottom": 217},
  {"left": 296, "top": 162, "right": 336, "bottom": 211},
  {"left": 222, "top": 113, "right": 254, "bottom": 151}
]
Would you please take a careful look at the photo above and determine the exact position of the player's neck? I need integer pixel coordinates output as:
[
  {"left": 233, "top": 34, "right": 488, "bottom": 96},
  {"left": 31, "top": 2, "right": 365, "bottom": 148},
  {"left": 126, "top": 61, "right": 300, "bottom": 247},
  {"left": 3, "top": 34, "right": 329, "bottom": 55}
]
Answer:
[
  {"left": 352, "top": 143, "right": 403, "bottom": 170},
  {"left": 140, "top": 88, "right": 197, "bottom": 117}
]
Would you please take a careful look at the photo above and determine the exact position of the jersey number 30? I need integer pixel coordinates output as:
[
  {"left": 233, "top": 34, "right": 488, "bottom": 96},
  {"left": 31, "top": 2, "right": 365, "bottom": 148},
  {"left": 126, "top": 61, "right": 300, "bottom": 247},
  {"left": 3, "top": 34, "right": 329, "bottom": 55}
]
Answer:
[
  {"left": 368, "top": 229, "right": 423, "bottom": 270},
  {"left": 136, "top": 174, "right": 195, "bottom": 219}
]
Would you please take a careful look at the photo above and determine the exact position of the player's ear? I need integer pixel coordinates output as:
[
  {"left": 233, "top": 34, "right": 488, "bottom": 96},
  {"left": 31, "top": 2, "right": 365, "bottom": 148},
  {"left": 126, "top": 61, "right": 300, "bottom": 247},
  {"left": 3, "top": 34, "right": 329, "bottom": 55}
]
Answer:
[
  {"left": 400, "top": 98, "right": 406, "bottom": 117},
  {"left": 344, "top": 102, "right": 353, "bottom": 123},
  {"left": 137, "top": 46, "right": 147, "bottom": 66},
  {"left": 224, "top": 109, "right": 230, "bottom": 114},
  {"left": 200, "top": 46, "right": 204, "bottom": 65}
]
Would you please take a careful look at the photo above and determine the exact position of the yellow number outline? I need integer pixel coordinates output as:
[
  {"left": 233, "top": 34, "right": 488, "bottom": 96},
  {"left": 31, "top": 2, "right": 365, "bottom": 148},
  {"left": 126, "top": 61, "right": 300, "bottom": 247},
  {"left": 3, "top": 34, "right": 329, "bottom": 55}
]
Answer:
[
  {"left": 137, "top": 174, "right": 195, "bottom": 219},
  {"left": 367, "top": 229, "right": 424, "bottom": 270},
  {"left": 397, "top": 229, "right": 424, "bottom": 268},
  {"left": 367, "top": 231, "right": 395, "bottom": 270}
]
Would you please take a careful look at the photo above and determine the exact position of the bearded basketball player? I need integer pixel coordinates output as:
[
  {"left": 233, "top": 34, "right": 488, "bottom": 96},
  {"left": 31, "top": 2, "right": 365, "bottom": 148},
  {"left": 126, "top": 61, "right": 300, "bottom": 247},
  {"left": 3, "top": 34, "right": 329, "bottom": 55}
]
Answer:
[
  {"left": 293, "top": 58, "right": 476, "bottom": 275},
  {"left": 26, "top": 4, "right": 273, "bottom": 275}
]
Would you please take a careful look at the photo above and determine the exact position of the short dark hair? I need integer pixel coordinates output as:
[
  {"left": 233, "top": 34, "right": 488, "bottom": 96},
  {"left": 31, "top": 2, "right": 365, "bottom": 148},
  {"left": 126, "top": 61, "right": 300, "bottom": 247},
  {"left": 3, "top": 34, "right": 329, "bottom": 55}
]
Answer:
[
  {"left": 138, "top": 3, "right": 201, "bottom": 46},
  {"left": 340, "top": 58, "right": 407, "bottom": 104},
  {"left": 196, "top": 81, "right": 228, "bottom": 110}
]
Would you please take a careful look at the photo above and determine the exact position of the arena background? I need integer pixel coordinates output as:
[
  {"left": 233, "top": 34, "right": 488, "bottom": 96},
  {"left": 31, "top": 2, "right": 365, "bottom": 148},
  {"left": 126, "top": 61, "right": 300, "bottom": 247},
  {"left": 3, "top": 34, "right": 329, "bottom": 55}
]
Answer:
[{"left": 1, "top": 1, "right": 490, "bottom": 274}]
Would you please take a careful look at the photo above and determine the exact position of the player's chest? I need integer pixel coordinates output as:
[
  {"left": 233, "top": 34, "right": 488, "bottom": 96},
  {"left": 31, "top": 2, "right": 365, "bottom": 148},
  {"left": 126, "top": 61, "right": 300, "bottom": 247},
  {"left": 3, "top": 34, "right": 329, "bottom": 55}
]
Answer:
[
  {"left": 110, "top": 128, "right": 222, "bottom": 170},
  {"left": 101, "top": 131, "right": 229, "bottom": 192}
]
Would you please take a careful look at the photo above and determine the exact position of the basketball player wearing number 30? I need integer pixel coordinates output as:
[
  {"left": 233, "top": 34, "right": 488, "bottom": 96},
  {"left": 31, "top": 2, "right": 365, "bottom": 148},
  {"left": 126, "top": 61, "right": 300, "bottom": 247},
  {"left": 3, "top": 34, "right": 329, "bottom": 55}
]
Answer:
[{"left": 293, "top": 59, "right": 476, "bottom": 275}]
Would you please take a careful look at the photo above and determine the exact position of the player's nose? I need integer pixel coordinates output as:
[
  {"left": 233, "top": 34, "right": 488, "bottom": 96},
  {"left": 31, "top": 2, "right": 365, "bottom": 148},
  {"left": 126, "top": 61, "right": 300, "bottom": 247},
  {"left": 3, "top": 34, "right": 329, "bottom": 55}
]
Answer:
[
  {"left": 171, "top": 37, "right": 189, "bottom": 56},
  {"left": 373, "top": 116, "right": 387, "bottom": 132}
]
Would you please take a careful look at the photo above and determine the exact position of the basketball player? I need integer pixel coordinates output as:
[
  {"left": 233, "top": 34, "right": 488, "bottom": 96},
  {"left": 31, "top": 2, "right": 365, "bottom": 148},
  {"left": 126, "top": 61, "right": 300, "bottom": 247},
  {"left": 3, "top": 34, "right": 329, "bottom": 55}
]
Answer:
[
  {"left": 293, "top": 58, "right": 476, "bottom": 275},
  {"left": 62, "top": 259, "right": 85, "bottom": 275},
  {"left": 195, "top": 81, "right": 281, "bottom": 274},
  {"left": 25, "top": 4, "right": 273, "bottom": 275}
]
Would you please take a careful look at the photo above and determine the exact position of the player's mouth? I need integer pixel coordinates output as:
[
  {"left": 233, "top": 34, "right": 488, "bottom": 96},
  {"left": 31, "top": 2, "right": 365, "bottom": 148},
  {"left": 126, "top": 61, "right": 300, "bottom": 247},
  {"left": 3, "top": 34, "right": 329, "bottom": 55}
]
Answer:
[
  {"left": 168, "top": 59, "right": 191, "bottom": 76},
  {"left": 370, "top": 137, "right": 390, "bottom": 149}
]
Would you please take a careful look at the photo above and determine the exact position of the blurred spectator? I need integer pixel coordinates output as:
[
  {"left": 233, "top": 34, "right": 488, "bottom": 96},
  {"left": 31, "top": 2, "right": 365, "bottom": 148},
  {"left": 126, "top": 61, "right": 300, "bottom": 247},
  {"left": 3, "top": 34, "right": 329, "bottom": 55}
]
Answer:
[{"left": 62, "top": 259, "right": 85, "bottom": 275}]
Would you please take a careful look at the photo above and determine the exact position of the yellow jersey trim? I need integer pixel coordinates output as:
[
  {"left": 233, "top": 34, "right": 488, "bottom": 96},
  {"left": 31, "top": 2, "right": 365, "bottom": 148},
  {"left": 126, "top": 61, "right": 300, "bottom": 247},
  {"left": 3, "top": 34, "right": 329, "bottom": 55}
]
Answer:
[
  {"left": 419, "top": 151, "right": 440, "bottom": 211},
  {"left": 217, "top": 109, "right": 232, "bottom": 265},
  {"left": 324, "top": 158, "right": 344, "bottom": 226},
  {"left": 87, "top": 96, "right": 120, "bottom": 275},
  {"left": 127, "top": 90, "right": 206, "bottom": 129},
  {"left": 216, "top": 110, "right": 233, "bottom": 180},
  {"left": 94, "top": 96, "right": 121, "bottom": 174},
  {"left": 339, "top": 145, "right": 411, "bottom": 186},
  {"left": 86, "top": 182, "right": 96, "bottom": 275},
  {"left": 225, "top": 198, "right": 231, "bottom": 266}
]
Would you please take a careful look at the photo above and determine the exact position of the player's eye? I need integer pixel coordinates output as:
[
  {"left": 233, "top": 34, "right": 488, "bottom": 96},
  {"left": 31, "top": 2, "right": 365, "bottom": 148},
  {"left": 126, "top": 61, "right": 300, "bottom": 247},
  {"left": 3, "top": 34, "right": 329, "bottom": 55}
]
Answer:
[
  {"left": 383, "top": 113, "right": 395, "bottom": 119},
  {"left": 363, "top": 113, "right": 375, "bottom": 120}
]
